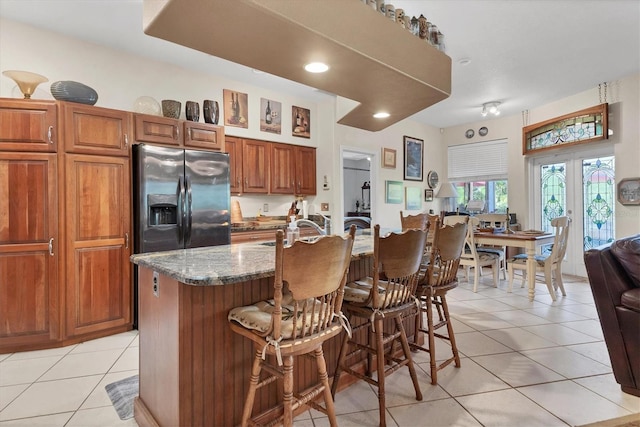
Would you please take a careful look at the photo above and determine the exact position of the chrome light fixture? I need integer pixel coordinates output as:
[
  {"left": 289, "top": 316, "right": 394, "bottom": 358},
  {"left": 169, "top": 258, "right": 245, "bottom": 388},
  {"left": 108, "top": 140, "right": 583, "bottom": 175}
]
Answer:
[{"left": 481, "top": 101, "right": 501, "bottom": 117}]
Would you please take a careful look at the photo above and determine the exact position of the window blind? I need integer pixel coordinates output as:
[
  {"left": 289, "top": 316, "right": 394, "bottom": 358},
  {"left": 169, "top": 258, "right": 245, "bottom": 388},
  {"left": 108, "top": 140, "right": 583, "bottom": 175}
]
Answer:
[{"left": 448, "top": 139, "right": 508, "bottom": 181}]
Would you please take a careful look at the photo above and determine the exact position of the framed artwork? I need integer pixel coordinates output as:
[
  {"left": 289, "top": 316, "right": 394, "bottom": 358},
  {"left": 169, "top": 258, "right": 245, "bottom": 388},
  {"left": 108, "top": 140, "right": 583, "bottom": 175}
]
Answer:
[
  {"left": 260, "top": 98, "right": 281, "bottom": 134},
  {"left": 405, "top": 186, "right": 422, "bottom": 210},
  {"left": 381, "top": 147, "right": 396, "bottom": 168},
  {"left": 617, "top": 177, "right": 640, "bottom": 205},
  {"left": 292, "top": 106, "right": 310, "bottom": 138},
  {"left": 424, "top": 188, "right": 434, "bottom": 201},
  {"left": 385, "top": 180, "right": 403, "bottom": 204},
  {"left": 223, "top": 89, "right": 248, "bottom": 128},
  {"left": 403, "top": 135, "right": 424, "bottom": 181}
]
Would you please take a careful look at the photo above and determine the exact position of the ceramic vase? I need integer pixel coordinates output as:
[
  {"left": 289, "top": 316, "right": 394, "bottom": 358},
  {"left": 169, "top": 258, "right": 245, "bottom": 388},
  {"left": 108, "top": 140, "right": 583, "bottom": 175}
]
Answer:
[
  {"left": 203, "top": 100, "right": 219, "bottom": 124},
  {"left": 162, "top": 100, "right": 181, "bottom": 119},
  {"left": 185, "top": 101, "right": 200, "bottom": 122}
]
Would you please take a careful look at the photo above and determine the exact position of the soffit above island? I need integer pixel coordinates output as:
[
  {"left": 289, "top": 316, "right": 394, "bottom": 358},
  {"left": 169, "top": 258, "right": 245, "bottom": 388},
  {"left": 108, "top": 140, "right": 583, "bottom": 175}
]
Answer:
[{"left": 143, "top": 0, "right": 452, "bottom": 132}]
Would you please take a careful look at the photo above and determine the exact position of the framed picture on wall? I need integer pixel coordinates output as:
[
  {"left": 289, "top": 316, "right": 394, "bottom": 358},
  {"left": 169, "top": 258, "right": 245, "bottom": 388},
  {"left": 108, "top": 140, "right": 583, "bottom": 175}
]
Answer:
[
  {"left": 385, "top": 180, "right": 403, "bottom": 204},
  {"left": 382, "top": 147, "right": 396, "bottom": 169},
  {"left": 223, "top": 89, "right": 248, "bottom": 128},
  {"left": 405, "top": 186, "right": 422, "bottom": 210},
  {"left": 403, "top": 136, "right": 424, "bottom": 181},
  {"left": 424, "top": 188, "right": 434, "bottom": 201},
  {"left": 260, "top": 98, "right": 281, "bottom": 134},
  {"left": 292, "top": 106, "right": 310, "bottom": 138}
]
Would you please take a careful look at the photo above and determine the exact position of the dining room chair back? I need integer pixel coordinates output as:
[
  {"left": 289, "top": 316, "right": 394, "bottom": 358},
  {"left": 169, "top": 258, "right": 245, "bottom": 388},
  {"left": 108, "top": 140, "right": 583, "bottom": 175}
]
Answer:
[
  {"left": 228, "top": 226, "right": 357, "bottom": 427},
  {"left": 446, "top": 215, "right": 500, "bottom": 292},
  {"left": 331, "top": 224, "right": 427, "bottom": 427},
  {"left": 475, "top": 212, "right": 510, "bottom": 278},
  {"left": 508, "top": 216, "right": 571, "bottom": 299},
  {"left": 411, "top": 219, "right": 467, "bottom": 384}
]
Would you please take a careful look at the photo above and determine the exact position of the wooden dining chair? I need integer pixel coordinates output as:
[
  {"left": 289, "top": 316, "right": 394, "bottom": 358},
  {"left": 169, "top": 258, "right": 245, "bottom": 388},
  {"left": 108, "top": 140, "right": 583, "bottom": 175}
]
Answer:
[
  {"left": 445, "top": 215, "right": 500, "bottom": 292},
  {"left": 508, "top": 216, "right": 571, "bottom": 299},
  {"left": 331, "top": 225, "right": 428, "bottom": 427},
  {"left": 475, "top": 212, "right": 510, "bottom": 278},
  {"left": 228, "top": 226, "right": 356, "bottom": 427}
]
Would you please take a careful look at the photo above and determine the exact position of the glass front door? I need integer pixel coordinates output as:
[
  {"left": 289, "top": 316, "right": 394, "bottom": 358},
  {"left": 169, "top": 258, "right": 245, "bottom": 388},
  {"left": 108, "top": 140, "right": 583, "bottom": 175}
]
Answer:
[{"left": 532, "top": 148, "right": 615, "bottom": 277}]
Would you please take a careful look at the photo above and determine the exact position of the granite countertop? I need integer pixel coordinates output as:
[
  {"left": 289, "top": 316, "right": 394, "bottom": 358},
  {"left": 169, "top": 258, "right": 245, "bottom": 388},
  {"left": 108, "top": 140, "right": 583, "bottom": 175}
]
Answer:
[
  {"left": 130, "top": 235, "right": 374, "bottom": 286},
  {"left": 231, "top": 216, "right": 323, "bottom": 232}
]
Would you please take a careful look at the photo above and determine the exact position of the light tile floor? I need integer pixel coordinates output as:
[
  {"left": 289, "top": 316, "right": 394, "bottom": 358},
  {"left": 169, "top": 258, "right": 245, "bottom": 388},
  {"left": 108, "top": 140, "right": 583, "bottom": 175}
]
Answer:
[{"left": 1, "top": 274, "right": 639, "bottom": 426}]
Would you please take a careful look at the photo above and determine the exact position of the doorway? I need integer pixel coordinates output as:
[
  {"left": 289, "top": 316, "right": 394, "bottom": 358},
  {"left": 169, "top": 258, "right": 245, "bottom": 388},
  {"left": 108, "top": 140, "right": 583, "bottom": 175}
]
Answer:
[
  {"left": 340, "top": 146, "right": 377, "bottom": 229},
  {"left": 531, "top": 147, "right": 615, "bottom": 277}
]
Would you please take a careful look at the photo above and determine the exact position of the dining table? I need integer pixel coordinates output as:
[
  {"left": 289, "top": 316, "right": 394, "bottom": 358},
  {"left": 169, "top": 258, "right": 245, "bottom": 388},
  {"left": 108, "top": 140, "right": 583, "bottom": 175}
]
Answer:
[{"left": 473, "top": 230, "right": 556, "bottom": 301}]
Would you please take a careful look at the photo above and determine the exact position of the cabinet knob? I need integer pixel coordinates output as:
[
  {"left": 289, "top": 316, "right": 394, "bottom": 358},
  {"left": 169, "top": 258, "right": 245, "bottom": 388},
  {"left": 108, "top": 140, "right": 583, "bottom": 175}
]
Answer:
[
  {"left": 47, "top": 126, "right": 54, "bottom": 144},
  {"left": 124, "top": 134, "right": 129, "bottom": 148},
  {"left": 48, "top": 238, "right": 54, "bottom": 256},
  {"left": 125, "top": 232, "right": 129, "bottom": 249}
]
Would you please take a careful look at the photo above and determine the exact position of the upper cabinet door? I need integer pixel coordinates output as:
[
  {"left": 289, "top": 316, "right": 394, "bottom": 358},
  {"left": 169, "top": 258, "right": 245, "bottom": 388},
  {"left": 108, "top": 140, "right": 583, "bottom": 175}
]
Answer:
[
  {"left": 270, "top": 143, "right": 295, "bottom": 194},
  {"left": 134, "top": 113, "right": 182, "bottom": 146},
  {"left": 225, "top": 136, "right": 243, "bottom": 195},
  {"left": 0, "top": 99, "right": 57, "bottom": 153},
  {"left": 61, "top": 102, "right": 131, "bottom": 157},
  {"left": 295, "top": 146, "right": 316, "bottom": 195},
  {"left": 241, "top": 139, "right": 269, "bottom": 194},
  {"left": 184, "top": 122, "right": 224, "bottom": 151}
]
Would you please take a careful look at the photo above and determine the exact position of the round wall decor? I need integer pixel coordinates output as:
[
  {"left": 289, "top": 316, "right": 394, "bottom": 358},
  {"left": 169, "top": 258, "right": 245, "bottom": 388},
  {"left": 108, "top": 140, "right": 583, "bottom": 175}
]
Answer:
[{"left": 427, "top": 170, "right": 439, "bottom": 189}]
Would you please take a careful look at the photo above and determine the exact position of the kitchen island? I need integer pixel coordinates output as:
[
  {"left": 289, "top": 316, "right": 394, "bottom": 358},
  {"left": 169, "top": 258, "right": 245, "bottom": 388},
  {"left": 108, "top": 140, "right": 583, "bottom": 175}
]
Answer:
[{"left": 131, "top": 235, "right": 383, "bottom": 427}]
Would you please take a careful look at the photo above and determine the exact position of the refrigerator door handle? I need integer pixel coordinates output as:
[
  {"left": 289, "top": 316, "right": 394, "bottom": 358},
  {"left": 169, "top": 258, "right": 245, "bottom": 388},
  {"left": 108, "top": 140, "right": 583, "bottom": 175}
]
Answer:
[
  {"left": 177, "top": 176, "right": 186, "bottom": 247},
  {"left": 185, "top": 176, "right": 193, "bottom": 246}
]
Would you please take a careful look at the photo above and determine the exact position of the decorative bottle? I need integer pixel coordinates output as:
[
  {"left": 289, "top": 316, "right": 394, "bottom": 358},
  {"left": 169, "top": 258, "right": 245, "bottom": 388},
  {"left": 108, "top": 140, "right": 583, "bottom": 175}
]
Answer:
[
  {"left": 286, "top": 216, "right": 300, "bottom": 245},
  {"left": 265, "top": 100, "right": 272, "bottom": 124}
]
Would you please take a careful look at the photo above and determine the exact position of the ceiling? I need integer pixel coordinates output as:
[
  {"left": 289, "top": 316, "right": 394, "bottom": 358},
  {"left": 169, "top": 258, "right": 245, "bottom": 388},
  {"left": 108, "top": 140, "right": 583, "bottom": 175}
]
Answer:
[{"left": 1, "top": 0, "right": 638, "bottom": 129}]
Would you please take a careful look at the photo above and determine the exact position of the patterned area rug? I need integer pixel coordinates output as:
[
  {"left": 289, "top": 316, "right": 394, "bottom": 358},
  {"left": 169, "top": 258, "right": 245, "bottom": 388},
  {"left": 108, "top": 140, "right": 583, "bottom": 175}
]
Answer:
[
  {"left": 105, "top": 375, "right": 139, "bottom": 420},
  {"left": 578, "top": 413, "right": 640, "bottom": 427}
]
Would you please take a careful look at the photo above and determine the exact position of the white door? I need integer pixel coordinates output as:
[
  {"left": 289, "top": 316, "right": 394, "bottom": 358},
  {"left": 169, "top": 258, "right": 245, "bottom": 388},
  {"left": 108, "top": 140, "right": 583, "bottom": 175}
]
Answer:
[{"left": 531, "top": 147, "right": 615, "bottom": 277}]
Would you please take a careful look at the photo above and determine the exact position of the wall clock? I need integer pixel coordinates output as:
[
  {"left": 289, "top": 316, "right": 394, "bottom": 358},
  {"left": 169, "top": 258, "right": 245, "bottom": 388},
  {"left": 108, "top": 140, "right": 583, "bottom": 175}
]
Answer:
[{"left": 427, "top": 170, "right": 439, "bottom": 189}]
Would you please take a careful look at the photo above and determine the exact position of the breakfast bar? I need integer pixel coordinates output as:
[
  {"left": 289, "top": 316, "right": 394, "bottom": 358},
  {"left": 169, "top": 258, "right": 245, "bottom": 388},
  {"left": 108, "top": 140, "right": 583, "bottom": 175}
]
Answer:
[{"left": 130, "top": 236, "right": 379, "bottom": 427}]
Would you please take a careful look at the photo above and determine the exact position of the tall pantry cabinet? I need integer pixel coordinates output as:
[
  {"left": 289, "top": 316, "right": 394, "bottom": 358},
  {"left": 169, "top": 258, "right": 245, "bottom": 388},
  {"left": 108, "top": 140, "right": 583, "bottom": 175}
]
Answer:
[
  {"left": 0, "top": 100, "right": 60, "bottom": 350},
  {"left": 0, "top": 98, "right": 132, "bottom": 353}
]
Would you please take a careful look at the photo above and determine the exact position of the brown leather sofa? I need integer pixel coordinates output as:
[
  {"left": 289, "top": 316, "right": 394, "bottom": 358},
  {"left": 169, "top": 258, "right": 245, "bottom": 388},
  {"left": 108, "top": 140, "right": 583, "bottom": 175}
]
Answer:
[{"left": 584, "top": 234, "right": 640, "bottom": 397}]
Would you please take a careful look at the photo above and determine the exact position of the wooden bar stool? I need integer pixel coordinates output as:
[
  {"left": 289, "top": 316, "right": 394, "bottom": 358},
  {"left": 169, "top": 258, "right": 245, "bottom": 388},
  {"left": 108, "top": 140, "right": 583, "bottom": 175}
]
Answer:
[
  {"left": 331, "top": 225, "right": 427, "bottom": 427},
  {"left": 228, "top": 227, "right": 356, "bottom": 427},
  {"left": 411, "top": 219, "right": 467, "bottom": 385}
]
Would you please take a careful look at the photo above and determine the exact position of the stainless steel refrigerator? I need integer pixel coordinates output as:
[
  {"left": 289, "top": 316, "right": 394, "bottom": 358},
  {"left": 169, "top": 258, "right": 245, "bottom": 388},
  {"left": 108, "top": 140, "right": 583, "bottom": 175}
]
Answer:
[{"left": 132, "top": 144, "right": 230, "bottom": 325}]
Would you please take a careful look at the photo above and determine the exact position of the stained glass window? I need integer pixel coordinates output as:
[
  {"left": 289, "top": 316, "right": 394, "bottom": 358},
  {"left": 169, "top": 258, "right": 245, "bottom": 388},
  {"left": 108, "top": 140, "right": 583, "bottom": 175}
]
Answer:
[
  {"left": 583, "top": 156, "right": 615, "bottom": 250},
  {"left": 540, "top": 162, "right": 566, "bottom": 255},
  {"left": 523, "top": 104, "right": 608, "bottom": 155}
]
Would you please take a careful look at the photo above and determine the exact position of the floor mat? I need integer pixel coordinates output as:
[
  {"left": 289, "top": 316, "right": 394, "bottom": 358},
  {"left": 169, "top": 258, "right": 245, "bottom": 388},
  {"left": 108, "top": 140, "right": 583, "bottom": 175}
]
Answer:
[{"left": 105, "top": 375, "right": 139, "bottom": 420}]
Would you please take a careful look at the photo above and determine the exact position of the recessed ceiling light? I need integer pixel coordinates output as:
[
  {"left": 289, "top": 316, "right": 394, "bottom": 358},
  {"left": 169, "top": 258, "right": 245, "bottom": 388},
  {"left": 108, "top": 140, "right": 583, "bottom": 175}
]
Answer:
[
  {"left": 304, "top": 62, "right": 329, "bottom": 73},
  {"left": 373, "top": 112, "right": 390, "bottom": 119},
  {"left": 252, "top": 68, "right": 265, "bottom": 74},
  {"left": 458, "top": 58, "right": 472, "bottom": 66}
]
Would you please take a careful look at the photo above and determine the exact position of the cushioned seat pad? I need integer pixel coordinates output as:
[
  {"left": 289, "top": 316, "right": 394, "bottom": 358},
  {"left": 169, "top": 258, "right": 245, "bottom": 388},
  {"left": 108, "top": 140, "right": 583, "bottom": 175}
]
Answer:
[{"left": 344, "top": 276, "right": 407, "bottom": 309}]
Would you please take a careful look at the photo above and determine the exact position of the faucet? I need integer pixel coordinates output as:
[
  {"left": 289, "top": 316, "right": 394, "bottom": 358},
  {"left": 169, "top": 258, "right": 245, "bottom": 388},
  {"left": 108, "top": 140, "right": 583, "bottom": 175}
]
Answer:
[
  {"left": 319, "top": 213, "right": 332, "bottom": 235},
  {"left": 296, "top": 215, "right": 331, "bottom": 236},
  {"left": 296, "top": 219, "right": 326, "bottom": 235}
]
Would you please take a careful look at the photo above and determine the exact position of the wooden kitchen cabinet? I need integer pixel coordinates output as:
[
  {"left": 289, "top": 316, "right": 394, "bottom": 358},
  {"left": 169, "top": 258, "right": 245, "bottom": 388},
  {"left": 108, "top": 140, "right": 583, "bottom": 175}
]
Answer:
[
  {"left": 184, "top": 121, "right": 224, "bottom": 151},
  {"left": 242, "top": 138, "right": 270, "bottom": 194},
  {"left": 270, "top": 143, "right": 316, "bottom": 195},
  {"left": 0, "top": 99, "right": 57, "bottom": 153},
  {"left": 64, "top": 154, "right": 131, "bottom": 337},
  {"left": 61, "top": 102, "right": 131, "bottom": 157},
  {"left": 134, "top": 113, "right": 182, "bottom": 146},
  {"left": 0, "top": 152, "right": 60, "bottom": 351},
  {"left": 225, "top": 136, "right": 243, "bottom": 194},
  {"left": 295, "top": 145, "right": 316, "bottom": 195}
]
